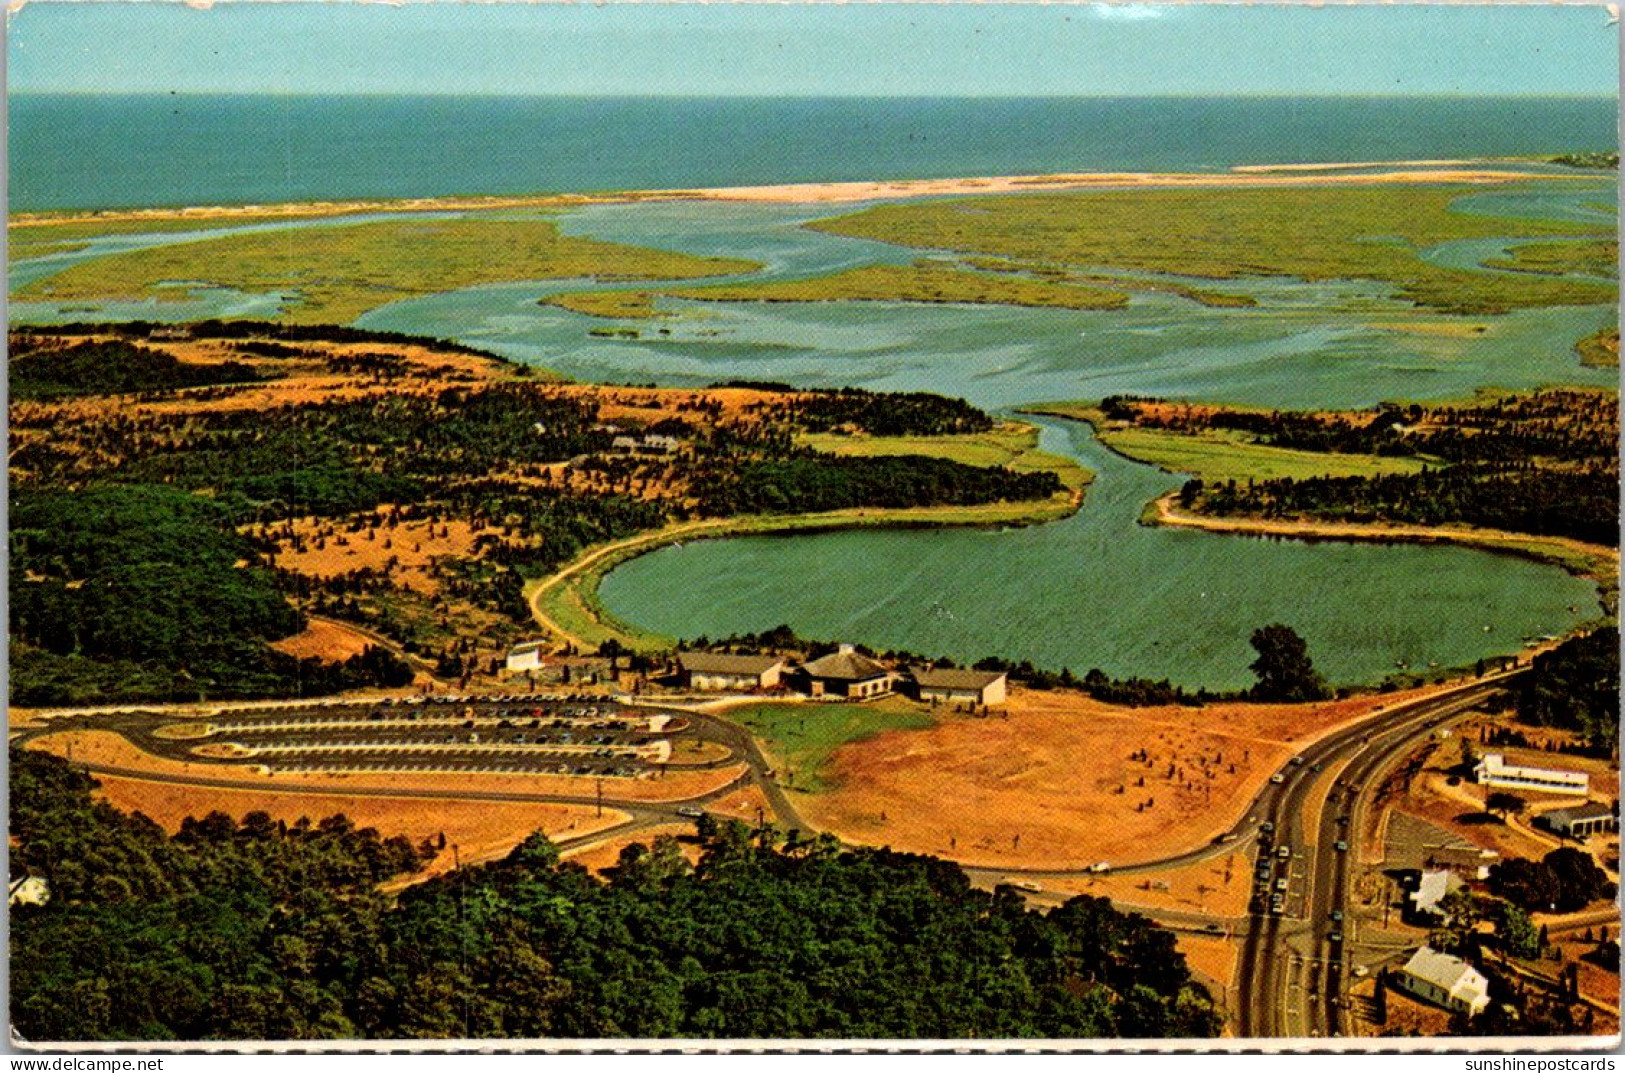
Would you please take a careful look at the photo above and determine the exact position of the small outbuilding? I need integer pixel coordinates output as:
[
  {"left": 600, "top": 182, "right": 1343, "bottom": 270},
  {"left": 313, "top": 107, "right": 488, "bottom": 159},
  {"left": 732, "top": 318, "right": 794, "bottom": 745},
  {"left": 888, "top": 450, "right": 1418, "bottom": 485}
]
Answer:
[
  {"left": 908, "top": 667, "right": 1008, "bottom": 708},
  {"left": 677, "top": 651, "right": 788, "bottom": 693},
  {"left": 506, "top": 640, "right": 547, "bottom": 673}
]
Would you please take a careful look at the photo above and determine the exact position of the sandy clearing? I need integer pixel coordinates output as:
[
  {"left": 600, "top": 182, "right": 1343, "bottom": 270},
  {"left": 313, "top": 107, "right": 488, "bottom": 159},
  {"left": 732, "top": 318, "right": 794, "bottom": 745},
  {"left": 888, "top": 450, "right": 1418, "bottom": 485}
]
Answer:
[
  {"left": 271, "top": 516, "right": 499, "bottom": 596},
  {"left": 792, "top": 685, "right": 1450, "bottom": 870},
  {"left": 25, "top": 729, "right": 748, "bottom": 803},
  {"left": 268, "top": 616, "right": 379, "bottom": 662},
  {"left": 88, "top": 774, "right": 621, "bottom": 882},
  {"left": 798, "top": 692, "right": 1298, "bottom": 870},
  {"left": 560, "top": 823, "right": 701, "bottom": 874},
  {"left": 1174, "top": 934, "right": 1239, "bottom": 999},
  {"left": 1045, "top": 850, "right": 1253, "bottom": 919}
]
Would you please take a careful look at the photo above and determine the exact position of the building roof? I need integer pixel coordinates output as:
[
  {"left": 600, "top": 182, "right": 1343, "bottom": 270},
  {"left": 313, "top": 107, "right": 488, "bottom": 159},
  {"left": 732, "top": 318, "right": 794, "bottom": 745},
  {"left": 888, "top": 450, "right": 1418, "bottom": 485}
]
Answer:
[
  {"left": 910, "top": 666, "right": 1006, "bottom": 691},
  {"left": 1545, "top": 800, "right": 1617, "bottom": 824},
  {"left": 1476, "top": 753, "right": 1588, "bottom": 784},
  {"left": 802, "top": 647, "right": 892, "bottom": 682},
  {"left": 1402, "top": 946, "right": 1489, "bottom": 1001},
  {"left": 678, "top": 651, "right": 785, "bottom": 676},
  {"left": 508, "top": 641, "right": 547, "bottom": 657},
  {"left": 1412, "top": 869, "right": 1465, "bottom": 913}
]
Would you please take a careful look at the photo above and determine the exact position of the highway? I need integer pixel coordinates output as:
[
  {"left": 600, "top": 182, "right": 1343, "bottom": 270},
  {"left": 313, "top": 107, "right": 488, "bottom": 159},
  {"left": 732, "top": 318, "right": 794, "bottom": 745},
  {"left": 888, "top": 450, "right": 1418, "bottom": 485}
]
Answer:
[{"left": 1233, "top": 672, "right": 1518, "bottom": 1039}]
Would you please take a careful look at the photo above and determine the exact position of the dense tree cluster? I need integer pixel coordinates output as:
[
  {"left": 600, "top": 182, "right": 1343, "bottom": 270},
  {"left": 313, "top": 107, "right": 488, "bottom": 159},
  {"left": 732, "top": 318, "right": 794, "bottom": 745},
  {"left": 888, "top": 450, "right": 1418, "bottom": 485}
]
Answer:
[
  {"left": 1198, "top": 467, "right": 1618, "bottom": 547},
  {"left": 9, "top": 484, "right": 411, "bottom": 705},
  {"left": 755, "top": 386, "right": 995, "bottom": 437},
  {"left": 10, "top": 750, "right": 1219, "bottom": 1042},
  {"left": 31, "top": 319, "right": 508, "bottom": 360},
  {"left": 1488, "top": 848, "right": 1618, "bottom": 913},
  {"left": 695, "top": 454, "right": 1060, "bottom": 515},
  {"left": 9, "top": 337, "right": 264, "bottom": 399},
  {"left": 10, "top": 750, "right": 428, "bottom": 1040},
  {"left": 1513, "top": 628, "right": 1620, "bottom": 751}
]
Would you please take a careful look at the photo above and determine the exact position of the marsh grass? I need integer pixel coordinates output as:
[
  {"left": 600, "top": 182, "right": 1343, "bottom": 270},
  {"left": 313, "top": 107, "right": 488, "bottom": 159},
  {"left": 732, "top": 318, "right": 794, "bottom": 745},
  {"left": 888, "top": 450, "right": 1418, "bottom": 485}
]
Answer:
[
  {"left": 15, "top": 216, "right": 757, "bottom": 322},
  {"left": 810, "top": 184, "right": 1618, "bottom": 315}
]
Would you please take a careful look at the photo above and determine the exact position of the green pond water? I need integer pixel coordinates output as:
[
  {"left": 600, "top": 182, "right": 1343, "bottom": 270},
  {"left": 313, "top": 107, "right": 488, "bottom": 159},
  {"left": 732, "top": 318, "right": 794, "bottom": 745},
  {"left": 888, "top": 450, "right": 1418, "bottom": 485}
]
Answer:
[
  {"left": 597, "top": 418, "right": 1601, "bottom": 691},
  {"left": 11, "top": 185, "right": 1616, "bottom": 687}
]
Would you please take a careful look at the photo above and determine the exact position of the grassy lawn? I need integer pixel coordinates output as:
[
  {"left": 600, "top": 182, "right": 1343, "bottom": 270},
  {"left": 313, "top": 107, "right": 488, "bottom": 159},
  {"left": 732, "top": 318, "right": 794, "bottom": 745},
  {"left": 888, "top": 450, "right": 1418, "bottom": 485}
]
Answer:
[
  {"left": 799, "top": 419, "right": 1093, "bottom": 492},
  {"left": 1094, "top": 425, "right": 1432, "bottom": 483},
  {"left": 1485, "top": 239, "right": 1618, "bottom": 278},
  {"left": 724, "top": 698, "right": 936, "bottom": 794},
  {"left": 14, "top": 216, "right": 758, "bottom": 323},
  {"left": 1026, "top": 403, "right": 1432, "bottom": 483},
  {"left": 808, "top": 184, "right": 1618, "bottom": 315}
]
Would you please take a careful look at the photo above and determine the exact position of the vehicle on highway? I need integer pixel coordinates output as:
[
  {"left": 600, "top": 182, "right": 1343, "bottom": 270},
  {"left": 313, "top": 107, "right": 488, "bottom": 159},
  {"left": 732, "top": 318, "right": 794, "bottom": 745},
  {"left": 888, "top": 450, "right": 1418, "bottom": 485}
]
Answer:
[
  {"left": 1270, "top": 897, "right": 1285, "bottom": 915},
  {"left": 676, "top": 806, "right": 705, "bottom": 818},
  {"left": 1202, "top": 923, "right": 1225, "bottom": 935},
  {"left": 1328, "top": 931, "right": 1344, "bottom": 944},
  {"left": 1331, "top": 909, "right": 1344, "bottom": 922},
  {"left": 1009, "top": 880, "right": 1043, "bottom": 893},
  {"left": 1274, "top": 878, "right": 1289, "bottom": 893},
  {"left": 1335, "top": 840, "right": 1349, "bottom": 852},
  {"left": 1270, "top": 773, "right": 1285, "bottom": 784},
  {"left": 1290, "top": 755, "right": 1306, "bottom": 766},
  {"left": 1259, "top": 821, "right": 1274, "bottom": 834},
  {"left": 1276, "top": 845, "right": 1291, "bottom": 859},
  {"left": 1089, "top": 861, "right": 1112, "bottom": 873}
]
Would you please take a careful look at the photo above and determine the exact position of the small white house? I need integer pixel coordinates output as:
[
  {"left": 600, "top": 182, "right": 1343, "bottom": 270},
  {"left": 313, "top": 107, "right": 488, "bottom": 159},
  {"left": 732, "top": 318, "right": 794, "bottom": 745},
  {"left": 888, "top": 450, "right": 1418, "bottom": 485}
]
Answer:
[
  {"left": 1394, "top": 946, "right": 1491, "bottom": 1017},
  {"left": 506, "top": 640, "right": 547, "bottom": 674},
  {"left": 1474, "top": 753, "right": 1588, "bottom": 796},
  {"left": 1409, "top": 869, "right": 1465, "bottom": 920},
  {"left": 8, "top": 876, "right": 50, "bottom": 908}
]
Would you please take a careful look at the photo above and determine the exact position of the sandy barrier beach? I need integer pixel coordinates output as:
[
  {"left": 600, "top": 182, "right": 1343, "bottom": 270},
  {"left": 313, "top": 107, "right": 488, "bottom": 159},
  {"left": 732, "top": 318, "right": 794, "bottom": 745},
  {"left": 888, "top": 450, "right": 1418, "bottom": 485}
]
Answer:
[{"left": 8, "top": 162, "right": 1573, "bottom": 229}]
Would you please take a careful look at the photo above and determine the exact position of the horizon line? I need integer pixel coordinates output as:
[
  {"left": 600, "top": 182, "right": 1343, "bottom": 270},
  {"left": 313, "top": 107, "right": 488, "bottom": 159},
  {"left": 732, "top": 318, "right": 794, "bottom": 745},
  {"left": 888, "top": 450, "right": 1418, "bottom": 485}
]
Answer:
[{"left": 11, "top": 90, "right": 1620, "bottom": 101}]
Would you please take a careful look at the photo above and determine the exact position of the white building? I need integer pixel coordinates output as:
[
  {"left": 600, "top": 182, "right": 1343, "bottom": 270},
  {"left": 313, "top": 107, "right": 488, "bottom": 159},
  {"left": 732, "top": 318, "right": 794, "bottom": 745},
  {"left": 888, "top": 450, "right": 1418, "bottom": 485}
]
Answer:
[
  {"left": 506, "top": 640, "right": 547, "bottom": 673},
  {"left": 1409, "top": 869, "right": 1466, "bottom": 919},
  {"left": 1394, "top": 947, "right": 1491, "bottom": 1017},
  {"left": 1473, "top": 752, "right": 1588, "bottom": 796}
]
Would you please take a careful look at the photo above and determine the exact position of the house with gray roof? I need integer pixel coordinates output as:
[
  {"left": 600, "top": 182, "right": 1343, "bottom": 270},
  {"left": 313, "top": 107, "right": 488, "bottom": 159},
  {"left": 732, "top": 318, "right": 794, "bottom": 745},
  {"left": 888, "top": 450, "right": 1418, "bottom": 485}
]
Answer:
[
  {"left": 1538, "top": 800, "right": 1618, "bottom": 839},
  {"left": 800, "top": 645, "right": 896, "bottom": 700},
  {"left": 908, "top": 666, "right": 1008, "bottom": 708},
  {"left": 677, "top": 651, "right": 788, "bottom": 693}
]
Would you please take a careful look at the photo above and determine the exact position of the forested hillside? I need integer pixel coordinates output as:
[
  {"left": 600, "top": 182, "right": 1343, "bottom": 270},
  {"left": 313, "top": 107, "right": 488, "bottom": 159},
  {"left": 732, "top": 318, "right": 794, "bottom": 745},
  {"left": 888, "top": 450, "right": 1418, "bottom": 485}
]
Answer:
[{"left": 10, "top": 750, "right": 1220, "bottom": 1041}]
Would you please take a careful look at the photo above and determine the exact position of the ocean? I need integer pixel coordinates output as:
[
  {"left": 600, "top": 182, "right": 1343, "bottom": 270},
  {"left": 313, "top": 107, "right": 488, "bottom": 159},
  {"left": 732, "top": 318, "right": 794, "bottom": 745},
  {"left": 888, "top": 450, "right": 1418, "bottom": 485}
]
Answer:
[{"left": 9, "top": 94, "right": 1618, "bottom": 213}]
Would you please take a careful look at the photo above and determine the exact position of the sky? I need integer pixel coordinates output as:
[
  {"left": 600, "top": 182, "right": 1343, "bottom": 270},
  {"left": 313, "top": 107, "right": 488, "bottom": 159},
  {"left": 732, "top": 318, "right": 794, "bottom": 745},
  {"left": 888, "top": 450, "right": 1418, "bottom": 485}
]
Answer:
[{"left": 6, "top": 2, "right": 1619, "bottom": 97}]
